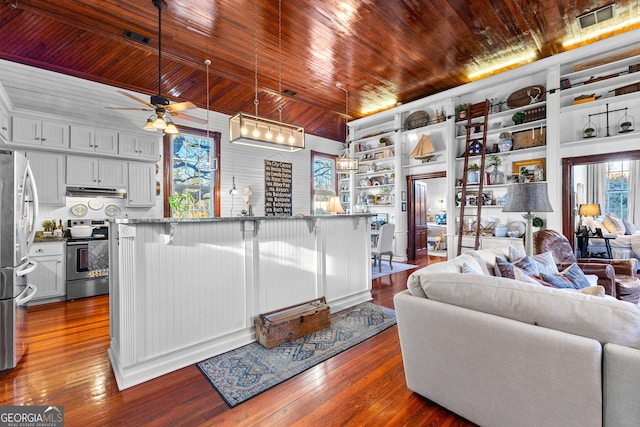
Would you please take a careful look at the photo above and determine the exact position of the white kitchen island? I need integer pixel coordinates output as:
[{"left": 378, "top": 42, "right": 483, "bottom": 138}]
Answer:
[{"left": 108, "top": 214, "right": 374, "bottom": 390}]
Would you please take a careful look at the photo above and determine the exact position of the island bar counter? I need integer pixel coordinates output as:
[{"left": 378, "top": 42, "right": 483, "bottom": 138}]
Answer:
[{"left": 108, "top": 214, "right": 374, "bottom": 390}]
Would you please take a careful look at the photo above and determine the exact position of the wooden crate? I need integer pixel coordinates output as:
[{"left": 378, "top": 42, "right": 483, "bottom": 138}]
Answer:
[
  {"left": 513, "top": 127, "right": 546, "bottom": 150},
  {"left": 255, "top": 297, "right": 330, "bottom": 348}
]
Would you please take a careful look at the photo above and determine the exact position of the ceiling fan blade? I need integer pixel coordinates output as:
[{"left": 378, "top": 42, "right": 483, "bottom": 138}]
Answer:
[
  {"left": 104, "top": 107, "right": 152, "bottom": 111},
  {"left": 118, "top": 91, "right": 155, "bottom": 108},
  {"left": 166, "top": 101, "right": 197, "bottom": 112},
  {"left": 171, "top": 111, "right": 208, "bottom": 124}
]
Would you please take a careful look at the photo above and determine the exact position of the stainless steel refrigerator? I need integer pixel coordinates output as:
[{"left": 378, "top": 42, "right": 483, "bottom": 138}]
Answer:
[{"left": 0, "top": 149, "right": 39, "bottom": 370}]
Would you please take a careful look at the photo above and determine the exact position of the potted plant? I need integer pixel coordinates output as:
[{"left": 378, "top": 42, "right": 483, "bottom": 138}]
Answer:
[
  {"left": 41, "top": 219, "right": 55, "bottom": 236},
  {"left": 168, "top": 191, "right": 195, "bottom": 218},
  {"left": 458, "top": 103, "right": 469, "bottom": 120},
  {"left": 621, "top": 121, "right": 633, "bottom": 132},
  {"left": 584, "top": 127, "right": 595, "bottom": 137},
  {"left": 512, "top": 111, "right": 525, "bottom": 125},
  {"left": 532, "top": 217, "right": 544, "bottom": 232}
]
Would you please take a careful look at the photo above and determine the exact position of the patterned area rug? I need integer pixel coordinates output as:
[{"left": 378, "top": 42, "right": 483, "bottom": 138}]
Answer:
[
  {"left": 371, "top": 261, "right": 417, "bottom": 280},
  {"left": 197, "top": 302, "right": 396, "bottom": 407}
]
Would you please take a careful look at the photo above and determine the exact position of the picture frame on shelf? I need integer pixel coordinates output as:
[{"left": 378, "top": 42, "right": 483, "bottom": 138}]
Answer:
[{"left": 512, "top": 158, "right": 545, "bottom": 182}]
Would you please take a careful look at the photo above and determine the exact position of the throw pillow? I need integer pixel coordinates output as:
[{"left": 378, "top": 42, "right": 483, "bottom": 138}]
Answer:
[
  {"left": 532, "top": 251, "right": 560, "bottom": 276},
  {"left": 541, "top": 263, "right": 591, "bottom": 289},
  {"left": 509, "top": 246, "right": 558, "bottom": 277},
  {"left": 461, "top": 263, "right": 481, "bottom": 275},
  {"left": 579, "top": 285, "right": 605, "bottom": 297},
  {"left": 623, "top": 219, "right": 636, "bottom": 235},
  {"left": 603, "top": 213, "right": 626, "bottom": 235},
  {"left": 513, "top": 255, "right": 540, "bottom": 277}
]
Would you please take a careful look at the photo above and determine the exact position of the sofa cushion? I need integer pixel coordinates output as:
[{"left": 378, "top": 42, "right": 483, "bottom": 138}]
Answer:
[
  {"left": 461, "top": 262, "right": 481, "bottom": 274},
  {"left": 510, "top": 246, "right": 559, "bottom": 276},
  {"left": 419, "top": 272, "right": 640, "bottom": 349},
  {"left": 407, "top": 253, "right": 486, "bottom": 297}
]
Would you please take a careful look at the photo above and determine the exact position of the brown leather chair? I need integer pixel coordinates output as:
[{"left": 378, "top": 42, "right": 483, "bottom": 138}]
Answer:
[{"left": 533, "top": 229, "right": 640, "bottom": 303}]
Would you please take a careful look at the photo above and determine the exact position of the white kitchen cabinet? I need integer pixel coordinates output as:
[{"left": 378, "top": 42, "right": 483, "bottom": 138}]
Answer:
[
  {"left": 29, "top": 241, "right": 65, "bottom": 303},
  {"left": 70, "top": 126, "right": 118, "bottom": 154},
  {"left": 66, "top": 155, "right": 127, "bottom": 188},
  {"left": 12, "top": 116, "right": 69, "bottom": 148},
  {"left": 127, "top": 162, "right": 156, "bottom": 207},
  {"left": 26, "top": 151, "right": 65, "bottom": 206},
  {"left": 119, "top": 133, "right": 160, "bottom": 161}
]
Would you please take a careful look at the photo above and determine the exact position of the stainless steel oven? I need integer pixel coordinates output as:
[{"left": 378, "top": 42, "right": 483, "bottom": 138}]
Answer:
[{"left": 66, "top": 220, "right": 109, "bottom": 300}]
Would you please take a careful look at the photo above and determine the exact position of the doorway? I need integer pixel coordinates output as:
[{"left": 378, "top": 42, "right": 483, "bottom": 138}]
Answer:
[
  {"left": 562, "top": 149, "right": 640, "bottom": 247},
  {"left": 406, "top": 171, "right": 447, "bottom": 260}
]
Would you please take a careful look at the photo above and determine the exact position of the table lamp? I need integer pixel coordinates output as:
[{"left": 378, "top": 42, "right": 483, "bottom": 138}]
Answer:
[
  {"left": 578, "top": 203, "right": 601, "bottom": 231},
  {"left": 326, "top": 196, "right": 344, "bottom": 215},
  {"left": 502, "top": 182, "right": 553, "bottom": 256}
]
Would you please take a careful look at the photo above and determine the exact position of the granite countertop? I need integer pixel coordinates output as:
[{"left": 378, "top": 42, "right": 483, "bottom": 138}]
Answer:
[
  {"left": 34, "top": 234, "right": 67, "bottom": 243},
  {"left": 115, "top": 214, "right": 375, "bottom": 224}
]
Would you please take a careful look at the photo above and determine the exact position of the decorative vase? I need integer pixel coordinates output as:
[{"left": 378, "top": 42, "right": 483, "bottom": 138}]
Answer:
[
  {"left": 490, "top": 167, "right": 505, "bottom": 185},
  {"left": 467, "top": 170, "right": 479, "bottom": 183},
  {"left": 498, "top": 139, "right": 512, "bottom": 152}
]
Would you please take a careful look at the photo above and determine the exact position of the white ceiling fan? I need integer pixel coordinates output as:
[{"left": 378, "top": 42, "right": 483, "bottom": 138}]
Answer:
[{"left": 105, "top": 0, "right": 207, "bottom": 132}]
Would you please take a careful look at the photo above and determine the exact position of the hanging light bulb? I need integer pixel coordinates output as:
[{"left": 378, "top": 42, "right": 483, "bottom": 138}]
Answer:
[
  {"left": 288, "top": 132, "right": 295, "bottom": 143},
  {"left": 277, "top": 132, "right": 284, "bottom": 143},
  {"left": 252, "top": 125, "right": 260, "bottom": 138},
  {"left": 266, "top": 127, "right": 273, "bottom": 139}
]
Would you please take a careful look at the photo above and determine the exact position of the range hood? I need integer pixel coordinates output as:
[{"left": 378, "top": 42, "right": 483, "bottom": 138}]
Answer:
[{"left": 66, "top": 186, "right": 126, "bottom": 198}]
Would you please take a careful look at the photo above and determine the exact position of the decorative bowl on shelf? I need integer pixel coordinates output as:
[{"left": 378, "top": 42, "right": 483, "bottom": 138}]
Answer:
[{"left": 507, "top": 230, "right": 520, "bottom": 238}]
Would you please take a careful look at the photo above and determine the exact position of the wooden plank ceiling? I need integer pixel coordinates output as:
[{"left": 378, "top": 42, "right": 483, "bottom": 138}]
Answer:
[{"left": 0, "top": 0, "right": 638, "bottom": 142}]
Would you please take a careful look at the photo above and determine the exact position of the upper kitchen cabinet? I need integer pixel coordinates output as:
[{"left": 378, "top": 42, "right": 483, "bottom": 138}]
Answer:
[
  {"left": 26, "top": 151, "right": 65, "bottom": 206},
  {"left": 118, "top": 133, "right": 160, "bottom": 161},
  {"left": 70, "top": 126, "right": 118, "bottom": 154},
  {"left": 12, "top": 116, "right": 68, "bottom": 148},
  {"left": 66, "top": 155, "right": 127, "bottom": 188},
  {"left": 127, "top": 162, "right": 156, "bottom": 207}
]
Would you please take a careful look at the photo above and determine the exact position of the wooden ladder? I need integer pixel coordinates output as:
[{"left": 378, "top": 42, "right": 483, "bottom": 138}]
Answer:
[{"left": 456, "top": 100, "right": 490, "bottom": 256}]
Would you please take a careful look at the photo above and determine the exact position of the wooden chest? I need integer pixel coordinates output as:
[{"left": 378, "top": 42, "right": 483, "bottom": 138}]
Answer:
[
  {"left": 513, "top": 127, "right": 546, "bottom": 150},
  {"left": 255, "top": 297, "right": 330, "bottom": 348}
]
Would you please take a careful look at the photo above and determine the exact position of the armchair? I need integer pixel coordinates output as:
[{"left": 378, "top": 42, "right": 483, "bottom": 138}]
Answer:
[{"left": 533, "top": 230, "right": 640, "bottom": 303}]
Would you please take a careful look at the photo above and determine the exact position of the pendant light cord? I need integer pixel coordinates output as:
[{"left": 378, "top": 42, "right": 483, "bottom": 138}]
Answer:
[
  {"left": 278, "top": 0, "right": 283, "bottom": 121},
  {"left": 253, "top": 0, "right": 259, "bottom": 116}
]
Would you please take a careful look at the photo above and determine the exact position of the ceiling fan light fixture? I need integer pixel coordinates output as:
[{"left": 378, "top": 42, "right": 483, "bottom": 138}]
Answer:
[
  {"left": 153, "top": 115, "right": 167, "bottom": 130},
  {"left": 164, "top": 117, "right": 179, "bottom": 134},
  {"left": 143, "top": 116, "right": 158, "bottom": 131}
]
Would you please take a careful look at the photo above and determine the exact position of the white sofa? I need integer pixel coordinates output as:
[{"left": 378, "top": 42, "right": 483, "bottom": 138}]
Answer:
[{"left": 394, "top": 247, "right": 640, "bottom": 427}]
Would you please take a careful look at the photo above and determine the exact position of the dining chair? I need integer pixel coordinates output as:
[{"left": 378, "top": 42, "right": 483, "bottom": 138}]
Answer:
[{"left": 372, "top": 223, "right": 395, "bottom": 272}]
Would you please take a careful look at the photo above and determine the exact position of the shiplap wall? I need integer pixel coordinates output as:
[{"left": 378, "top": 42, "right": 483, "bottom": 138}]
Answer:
[{"left": 0, "top": 59, "right": 343, "bottom": 221}]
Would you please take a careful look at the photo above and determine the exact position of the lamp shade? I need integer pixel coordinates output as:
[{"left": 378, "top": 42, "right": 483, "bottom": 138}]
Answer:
[
  {"left": 326, "top": 196, "right": 344, "bottom": 214},
  {"left": 502, "top": 182, "right": 553, "bottom": 213},
  {"left": 579, "top": 203, "right": 601, "bottom": 216}
]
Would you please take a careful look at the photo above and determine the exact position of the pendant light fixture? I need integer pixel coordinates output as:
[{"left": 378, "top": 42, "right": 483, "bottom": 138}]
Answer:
[
  {"left": 229, "top": 0, "right": 305, "bottom": 152},
  {"left": 335, "top": 82, "right": 358, "bottom": 173}
]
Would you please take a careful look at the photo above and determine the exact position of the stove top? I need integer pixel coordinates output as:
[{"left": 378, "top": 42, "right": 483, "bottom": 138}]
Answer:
[{"left": 66, "top": 219, "right": 109, "bottom": 242}]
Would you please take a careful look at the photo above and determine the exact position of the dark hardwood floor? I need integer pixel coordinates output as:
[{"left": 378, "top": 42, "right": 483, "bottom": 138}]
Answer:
[{"left": 0, "top": 255, "right": 475, "bottom": 426}]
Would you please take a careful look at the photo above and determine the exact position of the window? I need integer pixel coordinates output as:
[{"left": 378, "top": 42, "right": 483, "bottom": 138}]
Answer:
[
  {"left": 605, "top": 161, "right": 629, "bottom": 220},
  {"left": 311, "top": 151, "right": 337, "bottom": 215},
  {"left": 164, "top": 128, "right": 221, "bottom": 218}
]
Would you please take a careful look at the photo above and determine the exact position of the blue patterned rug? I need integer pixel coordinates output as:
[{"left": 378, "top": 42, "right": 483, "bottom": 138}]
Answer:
[{"left": 197, "top": 302, "right": 396, "bottom": 407}]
